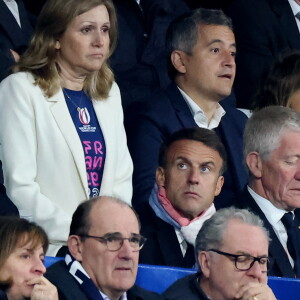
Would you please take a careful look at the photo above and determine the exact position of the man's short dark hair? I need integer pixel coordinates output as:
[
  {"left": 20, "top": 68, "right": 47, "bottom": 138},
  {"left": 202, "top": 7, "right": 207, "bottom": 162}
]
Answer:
[
  {"left": 166, "top": 8, "right": 233, "bottom": 79},
  {"left": 158, "top": 128, "right": 227, "bottom": 175}
]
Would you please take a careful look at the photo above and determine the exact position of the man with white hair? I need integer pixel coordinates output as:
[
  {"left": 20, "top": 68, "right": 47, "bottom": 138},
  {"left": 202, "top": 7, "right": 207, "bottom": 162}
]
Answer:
[{"left": 236, "top": 106, "right": 300, "bottom": 278}]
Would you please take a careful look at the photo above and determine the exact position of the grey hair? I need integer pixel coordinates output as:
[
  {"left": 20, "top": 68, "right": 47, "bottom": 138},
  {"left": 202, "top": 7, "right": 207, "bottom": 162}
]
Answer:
[
  {"left": 195, "top": 207, "right": 270, "bottom": 254},
  {"left": 243, "top": 106, "right": 300, "bottom": 161}
]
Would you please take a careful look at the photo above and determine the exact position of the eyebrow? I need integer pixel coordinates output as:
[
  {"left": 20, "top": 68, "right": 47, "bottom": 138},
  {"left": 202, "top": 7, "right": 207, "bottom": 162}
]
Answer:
[
  {"left": 175, "top": 157, "right": 216, "bottom": 167},
  {"left": 79, "top": 21, "right": 110, "bottom": 26},
  {"left": 235, "top": 251, "right": 268, "bottom": 257},
  {"left": 207, "top": 39, "right": 236, "bottom": 49},
  {"left": 103, "top": 232, "right": 140, "bottom": 237}
]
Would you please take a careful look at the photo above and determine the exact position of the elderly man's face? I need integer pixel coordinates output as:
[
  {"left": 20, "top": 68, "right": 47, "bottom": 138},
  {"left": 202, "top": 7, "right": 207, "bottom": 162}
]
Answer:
[
  {"left": 252, "top": 131, "right": 300, "bottom": 210},
  {"left": 156, "top": 139, "right": 224, "bottom": 219},
  {"left": 71, "top": 201, "right": 139, "bottom": 299},
  {"left": 199, "top": 219, "right": 269, "bottom": 300}
]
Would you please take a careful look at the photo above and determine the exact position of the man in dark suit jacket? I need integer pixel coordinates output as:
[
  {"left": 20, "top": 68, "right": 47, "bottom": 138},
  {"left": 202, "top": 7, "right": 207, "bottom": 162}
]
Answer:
[
  {"left": 163, "top": 207, "right": 277, "bottom": 300},
  {"left": 46, "top": 196, "right": 163, "bottom": 300},
  {"left": 126, "top": 8, "right": 248, "bottom": 215},
  {"left": 110, "top": 0, "right": 189, "bottom": 110},
  {"left": 139, "top": 128, "right": 226, "bottom": 268},
  {"left": 235, "top": 106, "right": 300, "bottom": 278},
  {"left": 0, "top": 0, "right": 34, "bottom": 81},
  {"left": 224, "top": 0, "right": 300, "bottom": 109}
]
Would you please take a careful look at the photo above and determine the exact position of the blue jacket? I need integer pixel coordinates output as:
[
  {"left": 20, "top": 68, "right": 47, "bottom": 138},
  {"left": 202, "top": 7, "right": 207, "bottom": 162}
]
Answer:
[{"left": 126, "top": 82, "right": 248, "bottom": 214}]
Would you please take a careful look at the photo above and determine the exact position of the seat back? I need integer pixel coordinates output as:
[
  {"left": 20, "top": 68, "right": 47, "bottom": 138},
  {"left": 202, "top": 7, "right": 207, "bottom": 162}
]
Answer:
[
  {"left": 44, "top": 257, "right": 300, "bottom": 299},
  {"left": 135, "top": 264, "right": 196, "bottom": 293},
  {"left": 268, "top": 276, "right": 300, "bottom": 300}
]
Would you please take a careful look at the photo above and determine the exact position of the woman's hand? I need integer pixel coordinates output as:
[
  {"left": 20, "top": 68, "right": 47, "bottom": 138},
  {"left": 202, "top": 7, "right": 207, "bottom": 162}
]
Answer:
[{"left": 28, "top": 276, "right": 58, "bottom": 300}]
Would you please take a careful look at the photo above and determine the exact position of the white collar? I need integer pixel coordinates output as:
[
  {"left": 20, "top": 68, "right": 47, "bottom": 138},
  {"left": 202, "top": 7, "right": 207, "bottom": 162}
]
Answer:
[
  {"left": 177, "top": 86, "right": 225, "bottom": 129},
  {"left": 288, "top": 0, "right": 300, "bottom": 16},
  {"left": 247, "top": 186, "right": 289, "bottom": 225},
  {"left": 100, "top": 291, "right": 127, "bottom": 300}
]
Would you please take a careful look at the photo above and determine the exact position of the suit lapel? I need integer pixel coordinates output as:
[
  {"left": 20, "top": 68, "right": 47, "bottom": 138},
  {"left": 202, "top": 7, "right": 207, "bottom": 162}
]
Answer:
[
  {"left": 155, "top": 217, "right": 186, "bottom": 267},
  {"left": 239, "top": 189, "right": 295, "bottom": 277},
  {"left": 269, "top": 0, "right": 300, "bottom": 49},
  {"left": 217, "top": 115, "right": 247, "bottom": 190},
  {"left": 17, "top": 0, "right": 34, "bottom": 41},
  {"left": 0, "top": 1, "right": 30, "bottom": 47},
  {"left": 48, "top": 90, "right": 89, "bottom": 197},
  {"left": 166, "top": 83, "right": 197, "bottom": 129}
]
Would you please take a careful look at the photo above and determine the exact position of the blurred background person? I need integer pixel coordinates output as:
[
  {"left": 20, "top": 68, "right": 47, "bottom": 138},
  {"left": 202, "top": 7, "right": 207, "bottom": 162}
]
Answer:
[
  {"left": 252, "top": 50, "right": 300, "bottom": 112},
  {"left": 0, "top": 217, "right": 58, "bottom": 300},
  {"left": 0, "top": 0, "right": 133, "bottom": 256},
  {"left": 224, "top": 0, "right": 300, "bottom": 109},
  {"left": 0, "top": 0, "right": 35, "bottom": 82}
]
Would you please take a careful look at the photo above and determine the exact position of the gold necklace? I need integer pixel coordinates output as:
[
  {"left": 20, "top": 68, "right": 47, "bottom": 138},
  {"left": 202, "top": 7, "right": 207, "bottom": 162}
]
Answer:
[{"left": 63, "top": 89, "right": 84, "bottom": 112}]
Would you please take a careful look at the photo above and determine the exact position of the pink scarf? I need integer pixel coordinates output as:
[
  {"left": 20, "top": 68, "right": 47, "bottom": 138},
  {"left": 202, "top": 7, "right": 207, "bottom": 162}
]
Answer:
[{"left": 157, "top": 186, "right": 205, "bottom": 226}]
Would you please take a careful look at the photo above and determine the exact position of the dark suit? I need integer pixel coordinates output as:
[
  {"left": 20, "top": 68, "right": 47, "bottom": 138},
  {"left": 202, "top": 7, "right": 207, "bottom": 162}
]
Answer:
[
  {"left": 0, "top": 160, "right": 18, "bottom": 216},
  {"left": 126, "top": 82, "right": 248, "bottom": 214},
  {"left": 163, "top": 273, "right": 209, "bottom": 300},
  {"left": 0, "top": 184, "right": 19, "bottom": 216},
  {"left": 110, "top": 0, "right": 189, "bottom": 110},
  {"left": 0, "top": 289, "right": 8, "bottom": 300},
  {"left": 45, "top": 260, "right": 164, "bottom": 300},
  {"left": 224, "top": 0, "right": 300, "bottom": 108},
  {"left": 0, "top": 0, "right": 34, "bottom": 81},
  {"left": 234, "top": 187, "right": 300, "bottom": 278},
  {"left": 140, "top": 205, "right": 195, "bottom": 268}
]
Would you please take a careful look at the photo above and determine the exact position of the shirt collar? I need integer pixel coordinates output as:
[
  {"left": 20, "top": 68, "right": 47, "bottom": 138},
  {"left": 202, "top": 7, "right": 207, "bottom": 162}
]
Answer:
[
  {"left": 288, "top": 0, "right": 300, "bottom": 16},
  {"left": 100, "top": 291, "right": 127, "bottom": 300},
  {"left": 247, "top": 186, "right": 288, "bottom": 224},
  {"left": 178, "top": 86, "right": 225, "bottom": 129}
]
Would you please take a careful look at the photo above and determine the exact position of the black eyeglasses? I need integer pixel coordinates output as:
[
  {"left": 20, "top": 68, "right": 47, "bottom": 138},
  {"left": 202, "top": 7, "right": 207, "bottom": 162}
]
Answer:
[
  {"left": 208, "top": 249, "right": 273, "bottom": 272},
  {"left": 79, "top": 233, "right": 147, "bottom": 252}
]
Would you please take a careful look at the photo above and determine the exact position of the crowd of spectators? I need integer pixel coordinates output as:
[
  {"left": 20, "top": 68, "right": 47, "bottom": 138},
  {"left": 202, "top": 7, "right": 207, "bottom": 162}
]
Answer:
[{"left": 1, "top": 0, "right": 300, "bottom": 299}]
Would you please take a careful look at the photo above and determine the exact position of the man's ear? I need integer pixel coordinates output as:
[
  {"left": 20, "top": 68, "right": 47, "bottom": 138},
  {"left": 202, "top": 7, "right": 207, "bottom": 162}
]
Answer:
[
  {"left": 214, "top": 176, "right": 224, "bottom": 197},
  {"left": 55, "top": 40, "right": 60, "bottom": 50},
  {"left": 171, "top": 50, "right": 187, "bottom": 74},
  {"left": 156, "top": 167, "right": 166, "bottom": 187},
  {"left": 198, "top": 251, "right": 211, "bottom": 278},
  {"left": 246, "top": 152, "right": 263, "bottom": 178},
  {"left": 67, "top": 235, "right": 83, "bottom": 262}
]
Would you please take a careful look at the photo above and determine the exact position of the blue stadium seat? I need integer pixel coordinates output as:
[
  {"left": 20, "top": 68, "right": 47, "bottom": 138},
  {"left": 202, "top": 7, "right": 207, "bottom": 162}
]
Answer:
[
  {"left": 268, "top": 276, "right": 300, "bottom": 300},
  {"left": 136, "top": 264, "right": 195, "bottom": 293},
  {"left": 44, "top": 256, "right": 64, "bottom": 268},
  {"left": 44, "top": 257, "right": 300, "bottom": 299}
]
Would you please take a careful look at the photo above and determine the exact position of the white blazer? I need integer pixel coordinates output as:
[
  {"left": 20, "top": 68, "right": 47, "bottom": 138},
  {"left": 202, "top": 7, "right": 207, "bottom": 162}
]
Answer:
[{"left": 0, "top": 72, "right": 133, "bottom": 255}]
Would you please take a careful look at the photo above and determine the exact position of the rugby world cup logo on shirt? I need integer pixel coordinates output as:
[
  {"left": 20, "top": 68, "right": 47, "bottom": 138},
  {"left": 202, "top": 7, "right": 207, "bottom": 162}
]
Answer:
[{"left": 79, "top": 108, "right": 90, "bottom": 125}]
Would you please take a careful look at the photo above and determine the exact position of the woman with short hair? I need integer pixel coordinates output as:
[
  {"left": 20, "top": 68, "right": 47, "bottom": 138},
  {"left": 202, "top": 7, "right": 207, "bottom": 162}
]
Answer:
[{"left": 0, "top": 217, "right": 58, "bottom": 300}]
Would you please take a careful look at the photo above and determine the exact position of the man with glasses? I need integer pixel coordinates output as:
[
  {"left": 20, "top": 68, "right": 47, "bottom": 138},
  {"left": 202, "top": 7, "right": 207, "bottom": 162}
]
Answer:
[
  {"left": 45, "top": 196, "right": 163, "bottom": 300},
  {"left": 163, "top": 207, "right": 277, "bottom": 300}
]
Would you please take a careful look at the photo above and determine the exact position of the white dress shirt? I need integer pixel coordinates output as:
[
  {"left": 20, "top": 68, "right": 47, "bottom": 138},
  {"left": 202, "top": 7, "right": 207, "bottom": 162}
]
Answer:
[
  {"left": 247, "top": 186, "right": 295, "bottom": 267},
  {"left": 100, "top": 290, "right": 127, "bottom": 300},
  {"left": 178, "top": 86, "right": 226, "bottom": 129},
  {"left": 288, "top": 0, "right": 300, "bottom": 33},
  {"left": 3, "top": 0, "right": 21, "bottom": 27},
  {"left": 175, "top": 229, "right": 188, "bottom": 256}
]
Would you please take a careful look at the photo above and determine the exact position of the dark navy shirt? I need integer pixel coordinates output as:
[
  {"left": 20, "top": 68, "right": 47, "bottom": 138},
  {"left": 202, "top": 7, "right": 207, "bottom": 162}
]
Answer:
[{"left": 64, "top": 89, "right": 106, "bottom": 197}]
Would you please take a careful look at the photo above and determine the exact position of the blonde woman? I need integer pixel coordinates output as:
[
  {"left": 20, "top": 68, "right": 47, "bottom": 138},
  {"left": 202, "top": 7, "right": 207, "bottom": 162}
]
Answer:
[{"left": 0, "top": 0, "right": 133, "bottom": 255}]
